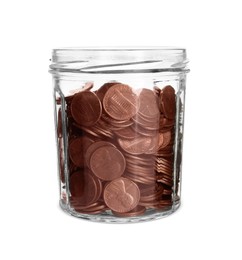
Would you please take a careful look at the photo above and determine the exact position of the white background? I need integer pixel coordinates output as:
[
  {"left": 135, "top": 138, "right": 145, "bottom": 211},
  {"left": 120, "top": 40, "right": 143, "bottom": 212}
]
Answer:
[{"left": 0, "top": 0, "right": 241, "bottom": 259}]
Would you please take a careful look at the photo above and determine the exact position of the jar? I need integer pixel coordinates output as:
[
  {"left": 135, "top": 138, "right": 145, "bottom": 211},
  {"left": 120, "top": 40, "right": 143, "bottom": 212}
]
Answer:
[{"left": 49, "top": 47, "right": 189, "bottom": 223}]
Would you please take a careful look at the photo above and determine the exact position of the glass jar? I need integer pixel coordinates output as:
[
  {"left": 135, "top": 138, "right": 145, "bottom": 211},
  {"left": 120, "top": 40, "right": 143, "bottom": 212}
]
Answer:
[{"left": 49, "top": 47, "right": 189, "bottom": 223}]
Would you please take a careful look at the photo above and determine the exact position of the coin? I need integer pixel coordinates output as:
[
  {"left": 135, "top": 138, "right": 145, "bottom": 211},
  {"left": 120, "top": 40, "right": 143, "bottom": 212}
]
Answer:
[
  {"left": 69, "top": 137, "right": 93, "bottom": 167},
  {"left": 103, "top": 84, "right": 138, "bottom": 121},
  {"left": 70, "top": 170, "right": 100, "bottom": 206},
  {"left": 159, "top": 131, "right": 171, "bottom": 149},
  {"left": 112, "top": 205, "right": 146, "bottom": 217},
  {"left": 118, "top": 135, "right": 152, "bottom": 155},
  {"left": 114, "top": 126, "right": 137, "bottom": 140},
  {"left": 85, "top": 141, "right": 116, "bottom": 168},
  {"left": 104, "top": 177, "right": 140, "bottom": 213},
  {"left": 137, "top": 88, "right": 160, "bottom": 118},
  {"left": 96, "top": 82, "right": 119, "bottom": 103},
  {"left": 71, "top": 91, "right": 102, "bottom": 126},
  {"left": 160, "top": 85, "right": 176, "bottom": 119},
  {"left": 90, "top": 145, "right": 126, "bottom": 181}
]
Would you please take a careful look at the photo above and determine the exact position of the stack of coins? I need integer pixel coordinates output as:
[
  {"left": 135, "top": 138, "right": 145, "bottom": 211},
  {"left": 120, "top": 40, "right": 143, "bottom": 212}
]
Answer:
[{"left": 56, "top": 82, "right": 176, "bottom": 217}]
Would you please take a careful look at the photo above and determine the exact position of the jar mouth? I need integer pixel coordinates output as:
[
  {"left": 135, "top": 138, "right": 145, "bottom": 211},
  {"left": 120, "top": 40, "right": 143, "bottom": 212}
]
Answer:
[{"left": 49, "top": 47, "right": 189, "bottom": 74}]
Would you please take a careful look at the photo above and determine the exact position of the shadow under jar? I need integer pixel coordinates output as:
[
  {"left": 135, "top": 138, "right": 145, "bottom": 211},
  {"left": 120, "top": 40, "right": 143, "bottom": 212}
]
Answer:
[{"left": 49, "top": 47, "right": 189, "bottom": 223}]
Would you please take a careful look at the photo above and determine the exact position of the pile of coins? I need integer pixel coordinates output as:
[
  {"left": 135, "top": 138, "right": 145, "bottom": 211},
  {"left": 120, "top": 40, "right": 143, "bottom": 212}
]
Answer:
[{"left": 56, "top": 82, "right": 176, "bottom": 217}]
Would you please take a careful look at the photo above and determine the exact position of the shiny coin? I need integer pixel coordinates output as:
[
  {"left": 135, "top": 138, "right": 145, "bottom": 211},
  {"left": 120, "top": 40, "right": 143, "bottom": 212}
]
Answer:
[
  {"left": 103, "top": 84, "right": 138, "bottom": 121},
  {"left": 159, "top": 131, "right": 171, "bottom": 149},
  {"left": 71, "top": 91, "right": 102, "bottom": 126},
  {"left": 96, "top": 82, "right": 119, "bottom": 103},
  {"left": 104, "top": 177, "right": 140, "bottom": 213},
  {"left": 85, "top": 141, "right": 116, "bottom": 169},
  {"left": 118, "top": 135, "right": 152, "bottom": 155},
  {"left": 114, "top": 126, "right": 137, "bottom": 140},
  {"left": 137, "top": 88, "right": 160, "bottom": 118},
  {"left": 112, "top": 205, "right": 146, "bottom": 217},
  {"left": 90, "top": 145, "right": 126, "bottom": 181}
]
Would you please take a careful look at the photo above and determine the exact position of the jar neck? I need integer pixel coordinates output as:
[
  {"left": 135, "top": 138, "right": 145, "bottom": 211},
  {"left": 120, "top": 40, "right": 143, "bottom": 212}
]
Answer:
[{"left": 49, "top": 47, "right": 189, "bottom": 75}]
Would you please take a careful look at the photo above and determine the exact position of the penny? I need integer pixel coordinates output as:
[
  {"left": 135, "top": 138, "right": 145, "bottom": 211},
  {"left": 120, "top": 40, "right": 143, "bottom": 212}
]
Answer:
[
  {"left": 124, "top": 172, "right": 156, "bottom": 185},
  {"left": 145, "top": 132, "right": 159, "bottom": 154},
  {"left": 96, "top": 82, "right": 119, "bottom": 103},
  {"left": 69, "top": 137, "right": 93, "bottom": 167},
  {"left": 70, "top": 170, "right": 100, "bottom": 206},
  {"left": 114, "top": 126, "right": 137, "bottom": 140},
  {"left": 137, "top": 88, "right": 160, "bottom": 118},
  {"left": 160, "top": 86, "right": 176, "bottom": 119},
  {"left": 104, "top": 177, "right": 140, "bottom": 213},
  {"left": 90, "top": 145, "right": 126, "bottom": 181},
  {"left": 69, "top": 82, "right": 93, "bottom": 95},
  {"left": 112, "top": 205, "right": 146, "bottom": 217},
  {"left": 159, "top": 131, "right": 171, "bottom": 149},
  {"left": 85, "top": 141, "right": 116, "bottom": 168},
  {"left": 133, "top": 115, "right": 160, "bottom": 131},
  {"left": 103, "top": 84, "right": 138, "bottom": 121},
  {"left": 118, "top": 135, "right": 152, "bottom": 155},
  {"left": 71, "top": 91, "right": 102, "bottom": 126}
]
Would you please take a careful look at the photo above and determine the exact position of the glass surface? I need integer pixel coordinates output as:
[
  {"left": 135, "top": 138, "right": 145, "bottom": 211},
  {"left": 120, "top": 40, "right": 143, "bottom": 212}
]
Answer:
[{"left": 50, "top": 48, "right": 189, "bottom": 223}]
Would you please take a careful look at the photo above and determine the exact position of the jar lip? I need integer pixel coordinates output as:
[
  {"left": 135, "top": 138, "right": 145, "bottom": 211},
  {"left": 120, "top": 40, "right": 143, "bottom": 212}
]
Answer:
[
  {"left": 52, "top": 46, "right": 185, "bottom": 51},
  {"left": 50, "top": 47, "right": 189, "bottom": 74}
]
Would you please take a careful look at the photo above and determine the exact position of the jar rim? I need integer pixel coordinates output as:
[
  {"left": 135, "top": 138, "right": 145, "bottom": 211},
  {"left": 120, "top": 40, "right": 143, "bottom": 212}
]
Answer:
[{"left": 50, "top": 47, "right": 189, "bottom": 74}]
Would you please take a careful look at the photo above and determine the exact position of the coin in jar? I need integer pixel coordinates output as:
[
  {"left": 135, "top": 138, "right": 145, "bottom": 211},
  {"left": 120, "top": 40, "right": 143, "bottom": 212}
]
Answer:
[
  {"left": 103, "top": 84, "right": 138, "bottom": 121},
  {"left": 69, "top": 137, "right": 93, "bottom": 167},
  {"left": 70, "top": 170, "right": 100, "bottom": 206},
  {"left": 90, "top": 145, "right": 126, "bottom": 181},
  {"left": 85, "top": 141, "right": 116, "bottom": 169},
  {"left": 71, "top": 91, "right": 102, "bottom": 126},
  {"left": 160, "top": 86, "right": 176, "bottom": 119},
  {"left": 112, "top": 205, "right": 146, "bottom": 217},
  {"left": 104, "top": 177, "right": 140, "bottom": 213},
  {"left": 136, "top": 88, "right": 160, "bottom": 119},
  {"left": 159, "top": 131, "right": 171, "bottom": 149},
  {"left": 118, "top": 135, "right": 152, "bottom": 155}
]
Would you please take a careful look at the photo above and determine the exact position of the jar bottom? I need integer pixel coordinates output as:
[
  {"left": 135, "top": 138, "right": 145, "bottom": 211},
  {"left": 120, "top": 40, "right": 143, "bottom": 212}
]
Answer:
[{"left": 59, "top": 199, "right": 181, "bottom": 223}]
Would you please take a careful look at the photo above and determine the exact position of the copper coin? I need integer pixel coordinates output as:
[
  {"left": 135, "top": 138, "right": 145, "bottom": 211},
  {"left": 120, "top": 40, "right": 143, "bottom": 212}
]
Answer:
[
  {"left": 96, "top": 82, "right": 119, "bottom": 102},
  {"left": 124, "top": 172, "right": 156, "bottom": 185},
  {"left": 90, "top": 146, "right": 126, "bottom": 181},
  {"left": 85, "top": 141, "right": 116, "bottom": 168},
  {"left": 104, "top": 177, "right": 140, "bottom": 213},
  {"left": 159, "top": 131, "right": 171, "bottom": 149},
  {"left": 69, "top": 138, "right": 84, "bottom": 167},
  {"left": 114, "top": 126, "right": 137, "bottom": 140},
  {"left": 133, "top": 115, "right": 160, "bottom": 131},
  {"left": 160, "top": 86, "right": 176, "bottom": 119},
  {"left": 118, "top": 135, "right": 152, "bottom": 155},
  {"left": 145, "top": 133, "right": 159, "bottom": 154},
  {"left": 112, "top": 205, "right": 146, "bottom": 217},
  {"left": 103, "top": 84, "right": 138, "bottom": 121},
  {"left": 69, "top": 82, "right": 93, "bottom": 95},
  {"left": 70, "top": 170, "right": 99, "bottom": 206},
  {"left": 71, "top": 91, "right": 102, "bottom": 126},
  {"left": 69, "top": 137, "right": 93, "bottom": 167},
  {"left": 137, "top": 88, "right": 160, "bottom": 118}
]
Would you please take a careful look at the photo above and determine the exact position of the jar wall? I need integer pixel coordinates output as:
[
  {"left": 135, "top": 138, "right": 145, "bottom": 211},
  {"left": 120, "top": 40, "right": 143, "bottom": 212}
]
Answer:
[{"left": 52, "top": 71, "right": 187, "bottom": 223}]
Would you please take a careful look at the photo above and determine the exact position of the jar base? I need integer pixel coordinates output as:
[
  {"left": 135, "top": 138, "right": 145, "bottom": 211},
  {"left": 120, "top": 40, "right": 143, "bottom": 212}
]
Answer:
[{"left": 59, "top": 200, "right": 181, "bottom": 223}]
